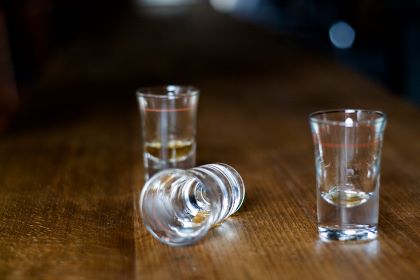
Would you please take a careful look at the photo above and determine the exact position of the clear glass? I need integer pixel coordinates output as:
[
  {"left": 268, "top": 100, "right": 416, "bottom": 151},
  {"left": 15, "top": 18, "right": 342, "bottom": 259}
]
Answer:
[
  {"left": 309, "top": 109, "right": 387, "bottom": 241},
  {"left": 137, "top": 85, "right": 199, "bottom": 179},
  {"left": 139, "top": 163, "right": 245, "bottom": 246}
]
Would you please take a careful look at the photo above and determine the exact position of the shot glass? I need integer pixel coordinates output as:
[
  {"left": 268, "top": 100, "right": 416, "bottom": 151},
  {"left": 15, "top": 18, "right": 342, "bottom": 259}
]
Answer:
[
  {"left": 140, "top": 163, "right": 245, "bottom": 246},
  {"left": 137, "top": 85, "right": 199, "bottom": 179},
  {"left": 309, "top": 109, "right": 387, "bottom": 241}
]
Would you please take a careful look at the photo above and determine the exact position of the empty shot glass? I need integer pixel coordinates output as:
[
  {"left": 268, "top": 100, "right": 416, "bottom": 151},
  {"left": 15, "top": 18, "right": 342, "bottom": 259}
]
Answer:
[
  {"left": 139, "top": 163, "right": 245, "bottom": 246},
  {"left": 309, "top": 109, "right": 387, "bottom": 241},
  {"left": 137, "top": 85, "right": 199, "bottom": 179}
]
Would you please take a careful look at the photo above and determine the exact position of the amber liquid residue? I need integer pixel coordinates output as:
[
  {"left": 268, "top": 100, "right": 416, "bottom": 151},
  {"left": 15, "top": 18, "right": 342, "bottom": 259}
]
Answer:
[
  {"left": 322, "top": 187, "right": 371, "bottom": 208},
  {"left": 145, "top": 140, "right": 194, "bottom": 161},
  {"left": 192, "top": 211, "right": 209, "bottom": 224}
]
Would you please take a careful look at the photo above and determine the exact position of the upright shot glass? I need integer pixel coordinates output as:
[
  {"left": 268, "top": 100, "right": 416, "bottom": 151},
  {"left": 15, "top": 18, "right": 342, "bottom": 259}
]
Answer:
[
  {"left": 137, "top": 85, "right": 199, "bottom": 179},
  {"left": 309, "top": 109, "right": 387, "bottom": 241}
]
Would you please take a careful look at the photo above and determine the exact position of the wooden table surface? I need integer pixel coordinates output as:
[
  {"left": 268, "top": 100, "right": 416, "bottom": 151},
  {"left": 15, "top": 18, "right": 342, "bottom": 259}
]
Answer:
[{"left": 1, "top": 6, "right": 420, "bottom": 280}]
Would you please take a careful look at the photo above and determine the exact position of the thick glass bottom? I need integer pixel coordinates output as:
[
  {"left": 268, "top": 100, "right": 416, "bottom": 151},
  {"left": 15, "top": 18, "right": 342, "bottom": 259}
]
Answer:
[{"left": 318, "top": 225, "right": 377, "bottom": 241}]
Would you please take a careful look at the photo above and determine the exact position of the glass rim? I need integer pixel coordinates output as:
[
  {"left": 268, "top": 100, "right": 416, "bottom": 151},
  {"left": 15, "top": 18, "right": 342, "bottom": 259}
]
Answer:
[
  {"left": 309, "top": 109, "right": 387, "bottom": 126},
  {"left": 136, "top": 85, "right": 199, "bottom": 99}
]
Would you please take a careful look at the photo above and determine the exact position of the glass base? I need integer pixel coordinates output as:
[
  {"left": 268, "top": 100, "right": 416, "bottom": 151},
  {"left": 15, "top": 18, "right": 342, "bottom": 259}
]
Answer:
[{"left": 318, "top": 225, "right": 377, "bottom": 241}]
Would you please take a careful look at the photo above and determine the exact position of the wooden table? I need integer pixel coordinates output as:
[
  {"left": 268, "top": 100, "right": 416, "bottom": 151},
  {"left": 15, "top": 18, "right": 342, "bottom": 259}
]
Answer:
[{"left": 1, "top": 7, "right": 420, "bottom": 280}]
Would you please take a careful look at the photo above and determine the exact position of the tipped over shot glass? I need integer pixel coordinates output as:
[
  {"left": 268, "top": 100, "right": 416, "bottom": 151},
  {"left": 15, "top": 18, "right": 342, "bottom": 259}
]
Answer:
[
  {"left": 139, "top": 163, "right": 245, "bottom": 246},
  {"left": 309, "top": 109, "right": 387, "bottom": 241},
  {"left": 137, "top": 85, "right": 199, "bottom": 179}
]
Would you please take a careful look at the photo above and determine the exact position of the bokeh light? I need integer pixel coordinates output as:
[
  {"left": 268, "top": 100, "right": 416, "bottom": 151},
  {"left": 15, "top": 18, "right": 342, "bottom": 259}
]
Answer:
[{"left": 329, "top": 21, "right": 356, "bottom": 49}]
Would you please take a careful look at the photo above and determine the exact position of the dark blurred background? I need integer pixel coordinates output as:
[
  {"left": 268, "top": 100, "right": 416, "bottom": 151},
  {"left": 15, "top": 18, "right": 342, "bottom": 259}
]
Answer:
[{"left": 1, "top": 0, "right": 419, "bottom": 131}]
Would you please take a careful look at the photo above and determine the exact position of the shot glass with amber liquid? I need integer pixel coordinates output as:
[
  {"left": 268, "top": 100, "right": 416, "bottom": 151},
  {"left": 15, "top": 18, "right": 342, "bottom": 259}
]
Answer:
[{"left": 137, "top": 85, "right": 199, "bottom": 179}]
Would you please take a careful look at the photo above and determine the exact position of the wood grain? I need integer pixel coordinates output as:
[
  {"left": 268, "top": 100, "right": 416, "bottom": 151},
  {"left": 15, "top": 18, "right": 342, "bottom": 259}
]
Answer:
[
  {"left": 1, "top": 6, "right": 420, "bottom": 280},
  {"left": 0, "top": 105, "right": 138, "bottom": 279}
]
